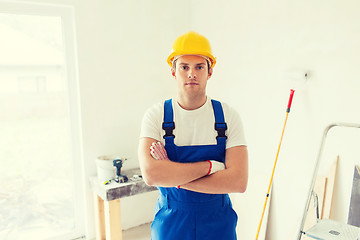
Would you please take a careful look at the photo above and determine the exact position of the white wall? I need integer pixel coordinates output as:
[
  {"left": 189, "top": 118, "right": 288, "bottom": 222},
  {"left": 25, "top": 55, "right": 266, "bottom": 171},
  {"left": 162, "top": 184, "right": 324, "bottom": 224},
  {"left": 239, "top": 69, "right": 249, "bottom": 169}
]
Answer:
[
  {"left": 190, "top": 0, "right": 360, "bottom": 239},
  {"left": 17, "top": 0, "right": 360, "bottom": 239},
  {"left": 70, "top": 0, "right": 195, "bottom": 236},
  {"left": 21, "top": 0, "right": 194, "bottom": 236}
]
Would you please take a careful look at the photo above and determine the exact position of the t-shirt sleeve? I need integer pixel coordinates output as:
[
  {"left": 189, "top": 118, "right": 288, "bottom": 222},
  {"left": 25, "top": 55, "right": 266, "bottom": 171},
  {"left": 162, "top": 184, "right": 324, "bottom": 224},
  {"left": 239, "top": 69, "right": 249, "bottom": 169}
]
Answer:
[
  {"left": 139, "top": 102, "right": 163, "bottom": 141},
  {"left": 224, "top": 104, "right": 247, "bottom": 149}
]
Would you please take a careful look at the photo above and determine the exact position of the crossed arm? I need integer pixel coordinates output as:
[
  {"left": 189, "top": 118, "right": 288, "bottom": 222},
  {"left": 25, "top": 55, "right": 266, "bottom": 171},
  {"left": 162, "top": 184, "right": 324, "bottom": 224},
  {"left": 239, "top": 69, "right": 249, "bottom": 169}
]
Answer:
[{"left": 138, "top": 137, "right": 248, "bottom": 194}]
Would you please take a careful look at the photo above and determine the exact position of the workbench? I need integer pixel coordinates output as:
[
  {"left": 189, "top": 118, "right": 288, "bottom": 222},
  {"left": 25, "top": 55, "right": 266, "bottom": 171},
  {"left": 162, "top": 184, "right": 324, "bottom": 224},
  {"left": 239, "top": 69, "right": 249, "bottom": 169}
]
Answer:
[{"left": 90, "top": 168, "right": 157, "bottom": 240}]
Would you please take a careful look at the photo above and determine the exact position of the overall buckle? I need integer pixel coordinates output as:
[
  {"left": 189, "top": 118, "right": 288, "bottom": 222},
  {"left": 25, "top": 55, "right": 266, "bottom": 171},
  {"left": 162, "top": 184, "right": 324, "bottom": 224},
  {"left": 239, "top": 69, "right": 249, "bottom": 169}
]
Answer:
[
  {"left": 215, "top": 123, "right": 228, "bottom": 139},
  {"left": 162, "top": 122, "right": 175, "bottom": 139}
]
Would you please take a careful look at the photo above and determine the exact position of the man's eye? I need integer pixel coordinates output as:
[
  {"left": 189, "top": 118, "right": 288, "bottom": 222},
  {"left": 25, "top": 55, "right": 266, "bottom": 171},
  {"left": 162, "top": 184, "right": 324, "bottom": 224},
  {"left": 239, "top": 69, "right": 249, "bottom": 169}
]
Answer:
[
  {"left": 181, "top": 66, "right": 188, "bottom": 70},
  {"left": 197, "top": 66, "right": 204, "bottom": 70}
]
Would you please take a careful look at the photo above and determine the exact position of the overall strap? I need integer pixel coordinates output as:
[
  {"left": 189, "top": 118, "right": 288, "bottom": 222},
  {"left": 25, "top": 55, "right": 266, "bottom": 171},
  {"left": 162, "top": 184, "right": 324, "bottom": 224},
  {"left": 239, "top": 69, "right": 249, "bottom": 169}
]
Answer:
[
  {"left": 211, "top": 100, "right": 227, "bottom": 146},
  {"left": 163, "top": 99, "right": 175, "bottom": 145}
]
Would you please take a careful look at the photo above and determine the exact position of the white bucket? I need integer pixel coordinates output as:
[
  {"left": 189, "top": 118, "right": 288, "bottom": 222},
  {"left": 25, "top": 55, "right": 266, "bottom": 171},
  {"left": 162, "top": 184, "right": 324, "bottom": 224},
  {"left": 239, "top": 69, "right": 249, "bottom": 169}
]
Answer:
[{"left": 96, "top": 155, "right": 119, "bottom": 182}]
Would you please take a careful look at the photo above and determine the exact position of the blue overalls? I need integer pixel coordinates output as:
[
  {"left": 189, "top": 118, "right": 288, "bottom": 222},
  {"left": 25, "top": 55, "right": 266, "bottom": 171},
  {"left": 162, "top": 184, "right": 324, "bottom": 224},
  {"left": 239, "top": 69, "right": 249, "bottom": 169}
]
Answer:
[{"left": 151, "top": 99, "right": 238, "bottom": 240}]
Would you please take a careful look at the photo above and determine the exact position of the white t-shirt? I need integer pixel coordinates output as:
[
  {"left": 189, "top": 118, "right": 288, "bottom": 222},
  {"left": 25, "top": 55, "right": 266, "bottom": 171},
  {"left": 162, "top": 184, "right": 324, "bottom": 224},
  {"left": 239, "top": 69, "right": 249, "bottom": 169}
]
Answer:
[{"left": 140, "top": 97, "right": 247, "bottom": 149}]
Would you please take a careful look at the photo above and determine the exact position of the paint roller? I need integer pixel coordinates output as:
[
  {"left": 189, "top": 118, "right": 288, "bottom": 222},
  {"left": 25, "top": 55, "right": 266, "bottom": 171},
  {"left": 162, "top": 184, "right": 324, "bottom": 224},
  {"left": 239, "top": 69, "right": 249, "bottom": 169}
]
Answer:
[
  {"left": 255, "top": 71, "right": 308, "bottom": 239},
  {"left": 283, "top": 70, "right": 309, "bottom": 90}
]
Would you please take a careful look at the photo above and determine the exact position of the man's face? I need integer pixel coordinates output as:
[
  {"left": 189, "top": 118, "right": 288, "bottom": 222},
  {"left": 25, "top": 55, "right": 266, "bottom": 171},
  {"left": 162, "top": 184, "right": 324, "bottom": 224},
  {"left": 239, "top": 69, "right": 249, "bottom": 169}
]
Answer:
[{"left": 172, "top": 55, "right": 212, "bottom": 98}]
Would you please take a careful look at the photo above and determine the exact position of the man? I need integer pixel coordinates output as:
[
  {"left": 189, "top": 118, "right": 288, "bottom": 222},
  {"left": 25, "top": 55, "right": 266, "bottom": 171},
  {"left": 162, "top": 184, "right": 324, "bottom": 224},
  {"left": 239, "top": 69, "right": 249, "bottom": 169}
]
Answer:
[{"left": 138, "top": 31, "right": 248, "bottom": 240}]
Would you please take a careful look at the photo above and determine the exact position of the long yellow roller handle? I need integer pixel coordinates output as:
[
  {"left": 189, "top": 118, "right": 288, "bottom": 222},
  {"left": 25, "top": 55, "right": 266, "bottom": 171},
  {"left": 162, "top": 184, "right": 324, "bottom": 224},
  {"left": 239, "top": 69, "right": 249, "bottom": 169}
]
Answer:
[{"left": 255, "top": 89, "right": 295, "bottom": 240}]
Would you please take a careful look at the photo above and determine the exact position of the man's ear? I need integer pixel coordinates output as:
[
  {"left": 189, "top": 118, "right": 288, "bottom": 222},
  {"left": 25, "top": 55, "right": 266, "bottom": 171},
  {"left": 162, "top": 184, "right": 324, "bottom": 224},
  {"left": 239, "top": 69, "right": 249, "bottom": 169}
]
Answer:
[
  {"left": 171, "top": 68, "right": 176, "bottom": 77},
  {"left": 207, "top": 67, "right": 213, "bottom": 79}
]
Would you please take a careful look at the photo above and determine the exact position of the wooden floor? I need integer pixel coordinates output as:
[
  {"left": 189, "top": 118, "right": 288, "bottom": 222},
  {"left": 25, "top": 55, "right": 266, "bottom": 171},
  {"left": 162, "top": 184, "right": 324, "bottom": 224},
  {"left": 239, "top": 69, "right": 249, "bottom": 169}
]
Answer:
[{"left": 122, "top": 222, "right": 151, "bottom": 240}]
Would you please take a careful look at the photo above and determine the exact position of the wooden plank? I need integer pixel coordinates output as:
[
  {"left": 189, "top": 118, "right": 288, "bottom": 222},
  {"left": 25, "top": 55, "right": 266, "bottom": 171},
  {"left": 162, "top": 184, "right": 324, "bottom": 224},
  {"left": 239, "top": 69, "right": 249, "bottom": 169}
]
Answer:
[
  {"left": 303, "top": 157, "right": 338, "bottom": 239},
  {"left": 105, "top": 199, "right": 122, "bottom": 240},
  {"left": 94, "top": 195, "right": 106, "bottom": 240},
  {"left": 89, "top": 168, "right": 157, "bottom": 201},
  {"left": 302, "top": 176, "right": 327, "bottom": 240},
  {"left": 316, "top": 177, "right": 327, "bottom": 220},
  {"left": 322, "top": 156, "right": 339, "bottom": 219},
  {"left": 257, "top": 188, "right": 272, "bottom": 240},
  {"left": 90, "top": 168, "right": 157, "bottom": 239},
  {"left": 107, "top": 180, "right": 157, "bottom": 201},
  {"left": 348, "top": 165, "right": 360, "bottom": 227}
]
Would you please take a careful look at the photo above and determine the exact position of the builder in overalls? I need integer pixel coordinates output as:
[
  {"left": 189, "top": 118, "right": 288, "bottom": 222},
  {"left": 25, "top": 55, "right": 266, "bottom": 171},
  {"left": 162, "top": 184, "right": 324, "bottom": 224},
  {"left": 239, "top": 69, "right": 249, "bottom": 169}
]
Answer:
[{"left": 138, "top": 31, "right": 248, "bottom": 240}]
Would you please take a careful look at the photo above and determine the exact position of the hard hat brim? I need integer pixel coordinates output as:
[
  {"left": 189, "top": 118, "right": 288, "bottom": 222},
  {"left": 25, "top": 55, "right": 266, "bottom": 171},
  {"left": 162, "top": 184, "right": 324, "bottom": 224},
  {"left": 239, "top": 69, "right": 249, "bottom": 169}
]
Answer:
[{"left": 167, "top": 52, "right": 216, "bottom": 68}]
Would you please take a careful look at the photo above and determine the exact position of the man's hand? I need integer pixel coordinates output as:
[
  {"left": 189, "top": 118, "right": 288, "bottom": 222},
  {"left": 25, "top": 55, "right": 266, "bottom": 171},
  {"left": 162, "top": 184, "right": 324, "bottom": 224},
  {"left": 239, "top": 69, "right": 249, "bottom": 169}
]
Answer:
[
  {"left": 149, "top": 141, "right": 225, "bottom": 175},
  {"left": 207, "top": 160, "right": 225, "bottom": 175},
  {"left": 150, "top": 142, "right": 168, "bottom": 160},
  {"left": 180, "top": 146, "right": 248, "bottom": 194},
  {"left": 139, "top": 138, "right": 215, "bottom": 187}
]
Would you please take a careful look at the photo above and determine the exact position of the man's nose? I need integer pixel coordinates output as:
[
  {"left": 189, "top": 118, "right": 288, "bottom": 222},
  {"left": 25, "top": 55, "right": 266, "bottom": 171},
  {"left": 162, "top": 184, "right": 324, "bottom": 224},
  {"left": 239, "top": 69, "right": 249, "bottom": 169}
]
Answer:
[{"left": 188, "top": 69, "right": 197, "bottom": 79}]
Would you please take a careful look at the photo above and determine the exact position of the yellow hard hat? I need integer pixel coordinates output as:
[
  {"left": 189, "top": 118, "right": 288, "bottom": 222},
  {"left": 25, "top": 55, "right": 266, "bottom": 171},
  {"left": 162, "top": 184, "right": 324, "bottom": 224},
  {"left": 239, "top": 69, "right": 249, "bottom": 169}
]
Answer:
[{"left": 167, "top": 31, "right": 216, "bottom": 68}]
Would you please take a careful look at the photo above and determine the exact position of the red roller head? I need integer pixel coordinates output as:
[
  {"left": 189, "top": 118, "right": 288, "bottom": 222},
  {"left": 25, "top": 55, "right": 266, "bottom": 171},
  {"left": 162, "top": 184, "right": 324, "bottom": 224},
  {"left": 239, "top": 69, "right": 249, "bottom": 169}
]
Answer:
[{"left": 286, "top": 89, "right": 295, "bottom": 113}]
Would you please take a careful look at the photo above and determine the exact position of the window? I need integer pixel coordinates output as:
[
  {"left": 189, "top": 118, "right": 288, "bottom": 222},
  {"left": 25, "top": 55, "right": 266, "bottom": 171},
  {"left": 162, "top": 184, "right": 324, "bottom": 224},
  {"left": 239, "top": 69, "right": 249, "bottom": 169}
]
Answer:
[
  {"left": 18, "top": 76, "right": 47, "bottom": 93},
  {"left": 0, "top": 2, "right": 84, "bottom": 240}
]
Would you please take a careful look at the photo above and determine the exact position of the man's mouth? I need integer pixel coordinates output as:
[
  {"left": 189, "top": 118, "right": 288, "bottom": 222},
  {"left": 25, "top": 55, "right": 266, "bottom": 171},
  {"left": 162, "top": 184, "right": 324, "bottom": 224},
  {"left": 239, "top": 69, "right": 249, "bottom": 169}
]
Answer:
[{"left": 186, "top": 82, "right": 198, "bottom": 85}]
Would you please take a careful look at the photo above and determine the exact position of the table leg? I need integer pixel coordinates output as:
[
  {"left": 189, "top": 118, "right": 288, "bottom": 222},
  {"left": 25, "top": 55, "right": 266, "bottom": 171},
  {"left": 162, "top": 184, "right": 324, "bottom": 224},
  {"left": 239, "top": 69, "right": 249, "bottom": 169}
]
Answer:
[
  {"left": 95, "top": 195, "right": 106, "bottom": 240},
  {"left": 105, "top": 199, "right": 122, "bottom": 240},
  {"left": 95, "top": 195, "right": 123, "bottom": 240}
]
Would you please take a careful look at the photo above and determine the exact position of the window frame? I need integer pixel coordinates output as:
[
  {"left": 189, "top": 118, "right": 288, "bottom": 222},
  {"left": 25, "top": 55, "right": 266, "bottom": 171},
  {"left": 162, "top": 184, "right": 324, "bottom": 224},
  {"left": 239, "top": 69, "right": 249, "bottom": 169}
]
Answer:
[{"left": 0, "top": 1, "right": 86, "bottom": 239}]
